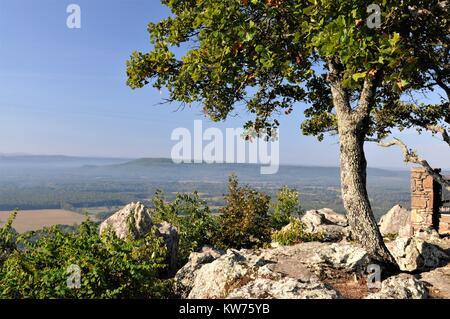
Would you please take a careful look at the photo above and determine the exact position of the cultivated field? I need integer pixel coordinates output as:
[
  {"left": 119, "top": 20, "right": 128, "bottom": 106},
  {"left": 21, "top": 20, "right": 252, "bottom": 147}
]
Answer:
[{"left": 0, "top": 209, "right": 87, "bottom": 233}]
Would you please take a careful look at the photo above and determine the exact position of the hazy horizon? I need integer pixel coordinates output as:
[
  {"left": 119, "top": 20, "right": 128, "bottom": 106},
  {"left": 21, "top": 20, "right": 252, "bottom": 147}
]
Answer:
[{"left": 1, "top": 152, "right": 449, "bottom": 172}]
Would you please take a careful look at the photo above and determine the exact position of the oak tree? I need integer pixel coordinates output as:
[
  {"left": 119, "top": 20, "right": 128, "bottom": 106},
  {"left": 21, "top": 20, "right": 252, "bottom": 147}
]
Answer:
[
  {"left": 127, "top": 0, "right": 449, "bottom": 267},
  {"left": 372, "top": 2, "right": 449, "bottom": 192}
]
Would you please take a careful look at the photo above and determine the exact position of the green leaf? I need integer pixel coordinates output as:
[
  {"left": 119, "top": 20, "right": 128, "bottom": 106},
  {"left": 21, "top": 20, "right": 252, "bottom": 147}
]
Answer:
[
  {"left": 352, "top": 72, "right": 367, "bottom": 81},
  {"left": 255, "top": 44, "right": 264, "bottom": 53},
  {"left": 389, "top": 32, "right": 400, "bottom": 46}
]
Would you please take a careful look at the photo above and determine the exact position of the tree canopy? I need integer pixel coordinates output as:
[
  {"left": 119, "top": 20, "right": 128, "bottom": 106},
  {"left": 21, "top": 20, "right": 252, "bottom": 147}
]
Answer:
[{"left": 127, "top": 0, "right": 447, "bottom": 141}]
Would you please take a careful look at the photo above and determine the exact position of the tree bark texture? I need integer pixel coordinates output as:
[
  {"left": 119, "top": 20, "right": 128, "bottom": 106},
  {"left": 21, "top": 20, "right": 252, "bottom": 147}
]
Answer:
[{"left": 328, "top": 61, "right": 398, "bottom": 269}]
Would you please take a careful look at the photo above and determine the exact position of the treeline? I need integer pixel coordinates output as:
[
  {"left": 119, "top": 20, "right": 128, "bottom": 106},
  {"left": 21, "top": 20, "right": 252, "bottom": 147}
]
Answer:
[
  {"left": 0, "top": 186, "right": 137, "bottom": 211},
  {"left": 0, "top": 180, "right": 409, "bottom": 219}
]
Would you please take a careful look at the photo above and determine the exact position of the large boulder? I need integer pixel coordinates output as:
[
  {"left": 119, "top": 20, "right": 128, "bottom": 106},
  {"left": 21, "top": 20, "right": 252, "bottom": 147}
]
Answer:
[
  {"left": 386, "top": 237, "right": 449, "bottom": 272},
  {"left": 413, "top": 228, "right": 442, "bottom": 242},
  {"left": 263, "top": 241, "right": 370, "bottom": 273},
  {"left": 174, "top": 247, "right": 223, "bottom": 298},
  {"left": 99, "top": 202, "right": 152, "bottom": 240},
  {"left": 378, "top": 205, "right": 412, "bottom": 238},
  {"left": 366, "top": 274, "right": 428, "bottom": 299},
  {"left": 300, "top": 208, "right": 349, "bottom": 242},
  {"left": 187, "top": 249, "right": 269, "bottom": 299},
  {"left": 310, "top": 242, "right": 370, "bottom": 274},
  {"left": 99, "top": 202, "right": 179, "bottom": 273},
  {"left": 419, "top": 264, "right": 450, "bottom": 299}
]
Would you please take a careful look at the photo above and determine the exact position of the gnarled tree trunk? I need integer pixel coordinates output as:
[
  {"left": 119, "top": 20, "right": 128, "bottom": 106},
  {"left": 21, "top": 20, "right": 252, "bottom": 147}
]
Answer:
[
  {"left": 328, "top": 61, "right": 398, "bottom": 269},
  {"left": 339, "top": 123, "right": 397, "bottom": 267}
]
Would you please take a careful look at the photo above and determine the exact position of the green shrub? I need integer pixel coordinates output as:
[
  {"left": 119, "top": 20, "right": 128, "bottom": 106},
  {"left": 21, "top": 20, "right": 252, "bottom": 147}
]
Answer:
[
  {"left": 151, "top": 191, "right": 219, "bottom": 266},
  {"left": 0, "top": 210, "right": 17, "bottom": 265},
  {"left": 270, "top": 186, "right": 302, "bottom": 230},
  {"left": 151, "top": 190, "right": 179, "bottom": 226},
  {"left": 271, "top": 218, "right": 324, "bottom": 246},
  {"left": 216, "top": 175, "right": 272, "bottom": 249},
  {"left": 0, "top": 213, "right": 172, "bottom": 299}
]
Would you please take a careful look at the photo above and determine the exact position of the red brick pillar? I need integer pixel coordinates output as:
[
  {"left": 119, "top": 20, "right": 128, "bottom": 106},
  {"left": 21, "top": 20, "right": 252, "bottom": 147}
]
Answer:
[{"left": 411, "top": 168, "right": 436, "bottom": 232}]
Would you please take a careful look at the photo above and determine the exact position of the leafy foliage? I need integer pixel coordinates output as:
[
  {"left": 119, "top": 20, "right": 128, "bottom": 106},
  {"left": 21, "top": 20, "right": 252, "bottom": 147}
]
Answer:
[
  {"left": 216, "top": 175, "right": 272, "bottom": 249},
  {"left": 271, "top": 218, "right": 324, "bottom": 246},
  {"left": 0, "top": 217, "right": 172, "bottom": 299},
  {"left": 270, "top": 186, "right": 302, "bottom": 229},
  {"left": 151, "top": 191, "right": 219, "bottom": 266},
  {"left": 0, "top": 210, "right": 17, "bottom": 265},
  {"left": 125, "top": 0, "right": 448, "bottom": 139},
  {"left": 370, "top": 1, "right": 449, "bottom": 140}
]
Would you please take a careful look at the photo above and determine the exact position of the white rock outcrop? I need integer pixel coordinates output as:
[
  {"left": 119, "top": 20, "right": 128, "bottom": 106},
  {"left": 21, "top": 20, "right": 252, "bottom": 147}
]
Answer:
[
  {"left": 227, "top": 278, "right": 341, "bottom": 299},
  {"left": 299, "top": 208, "right": 349, "bottom": 242},
  {"left": 187, "top": 249, "right": 269, "bottom": 299},
  {"left": 176, "top": 241, "right": 370, "bottom": 299},
  {"left": 175, "top": 235, "right": 450, "bottom": 299},
  {"left": 99, "top": 202, "right": 153, "bottom": 240},
  {"left": 378, "top": 205, "right": 413, "bottom": 238},
  {"left": 311, "top": 242, "right": 370, "bottom": 274},
  {"left": 174, "top": 247, "right": 224, "bottom": 298},
  {"left": 366, "top": 274, "right": 427, "bottom": 299},
  {"left": 386, "top": 237, "right": 449, "bottom": 272}
]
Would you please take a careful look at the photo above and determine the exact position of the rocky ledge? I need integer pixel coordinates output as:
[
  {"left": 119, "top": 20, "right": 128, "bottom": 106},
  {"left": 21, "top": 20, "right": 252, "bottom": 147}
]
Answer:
[
  {"left": 175, "top": 241, "right": 435, "bottom": 299},
  {"left": 175, "top": 206, "right": 450, "bottom": 299},
  {"left": 98, "top": 203, "right": 450, "bottom": 299}
]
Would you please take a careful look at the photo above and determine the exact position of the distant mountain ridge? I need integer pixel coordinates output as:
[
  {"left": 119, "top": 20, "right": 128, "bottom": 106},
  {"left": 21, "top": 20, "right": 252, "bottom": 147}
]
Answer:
[
  {"left": 0, "top": 154, "right": 130, "bottom": 162},
  {"left": 104, "top": 157, "right": 408, "bottom": 173},
  {"left": 2, "top": 154, "right": 449, "bottom": 172}
]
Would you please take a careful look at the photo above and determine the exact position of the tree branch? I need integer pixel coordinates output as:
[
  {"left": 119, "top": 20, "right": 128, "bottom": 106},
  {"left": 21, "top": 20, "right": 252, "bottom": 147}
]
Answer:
[
  {"left": 327, "top": 60, "right": 352, "bottom": 117},
  {"left": 378, "top": 138, "right": 450, "bottom": 191},
  {"left": 426, "top": 124, "right": 450, "bottom": 148},
  {"left": 434, "top": 72, "right": 450, "bottom": 101},
  {"left": 354, "top": 73, "right": 379, "bottom": 121}
]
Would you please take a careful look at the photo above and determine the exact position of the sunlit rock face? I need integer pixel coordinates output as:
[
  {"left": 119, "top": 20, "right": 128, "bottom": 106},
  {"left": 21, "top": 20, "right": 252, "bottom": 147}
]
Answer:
[
  {"left": 378, "top": 205, "right": 412, "bottom": 238},
  {"left": 99, "top": 202, "right": 153, "bottom": 240}
]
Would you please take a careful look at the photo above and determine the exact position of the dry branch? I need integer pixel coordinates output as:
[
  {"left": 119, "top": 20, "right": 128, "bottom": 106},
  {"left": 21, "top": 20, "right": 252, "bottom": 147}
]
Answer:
[{"left": 378, "top": 138, "right": 450, "bottom": 191}]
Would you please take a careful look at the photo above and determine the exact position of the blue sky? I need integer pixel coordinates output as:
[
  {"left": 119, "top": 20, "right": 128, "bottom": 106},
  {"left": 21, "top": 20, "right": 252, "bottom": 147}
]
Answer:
[{"left": 0, "top": 0, "right": 448, "bottom": 169}]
